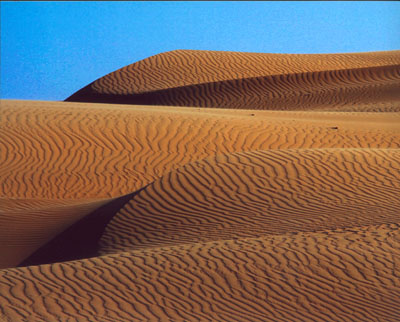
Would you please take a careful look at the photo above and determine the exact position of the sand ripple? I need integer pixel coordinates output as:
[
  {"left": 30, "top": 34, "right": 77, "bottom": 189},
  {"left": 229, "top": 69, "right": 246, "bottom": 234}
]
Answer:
[{"left": 1, "top": 50, "right": 400, "bottom": 321}]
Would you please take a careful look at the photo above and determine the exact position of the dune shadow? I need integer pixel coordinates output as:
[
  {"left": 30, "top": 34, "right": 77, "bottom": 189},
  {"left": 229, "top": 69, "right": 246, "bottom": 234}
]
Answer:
[{"left": 19, "top": 186, "right": 147, "bottom": 267}]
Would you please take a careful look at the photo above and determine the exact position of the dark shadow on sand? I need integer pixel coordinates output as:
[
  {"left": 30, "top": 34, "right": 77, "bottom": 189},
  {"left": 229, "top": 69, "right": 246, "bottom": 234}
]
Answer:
[{"left": 19, "top": 186, "right": 147, "bottom": 267}]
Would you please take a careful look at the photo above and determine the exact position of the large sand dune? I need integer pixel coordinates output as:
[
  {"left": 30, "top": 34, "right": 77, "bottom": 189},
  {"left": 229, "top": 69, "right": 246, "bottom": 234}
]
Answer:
[
  {"left": 1, "top": 50, "right": 400, "bottom": 321},
  {"left": 66, "top": 50, "right": 400, "bottom": 111},
  {"left": 98, "top": 148, "right": 400, "bottom": 255},
  {"left": 2, "top": 100, "right": 399, "bottom": 200}
]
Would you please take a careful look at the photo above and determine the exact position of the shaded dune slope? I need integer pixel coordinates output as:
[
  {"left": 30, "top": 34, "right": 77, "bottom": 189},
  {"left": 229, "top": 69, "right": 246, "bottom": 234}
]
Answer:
[
  {"left": 1, "top": 223, "right": 399, "bottom": 322},
  {"left": 19, "top": 189, "right": 144, "bottom": 267},
  {"left": 66, "top": 50, "right": 400, "bottom": 111},
  {"left": 0, "top": 198, "right": 109, "bottom": 268},
  {"left": 99, "top": 148, "right": 400, "bottom": 255}
]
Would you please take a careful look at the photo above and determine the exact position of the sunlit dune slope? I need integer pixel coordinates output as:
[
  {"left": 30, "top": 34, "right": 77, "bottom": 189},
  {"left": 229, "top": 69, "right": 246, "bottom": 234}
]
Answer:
[
  {"left": 2, "top": 100, "right": 399, "bottom": 200},
  {"left": 99, "top": 148, "right": 400, "bottom": 255},
  {"left": 1, "top": 223, "right": 399, "bottom": 322},
  {"left": 66, "top": 50, "right": 400, "bottom": 111}
]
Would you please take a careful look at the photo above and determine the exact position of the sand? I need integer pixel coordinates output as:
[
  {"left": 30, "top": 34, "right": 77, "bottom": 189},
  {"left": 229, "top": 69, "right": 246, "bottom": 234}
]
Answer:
[
  {"left": 1, "top": 50, "right": 400, "bottom": 321},
  {"left": 66, "top": 50, "right": 400, "bottom": 111}
]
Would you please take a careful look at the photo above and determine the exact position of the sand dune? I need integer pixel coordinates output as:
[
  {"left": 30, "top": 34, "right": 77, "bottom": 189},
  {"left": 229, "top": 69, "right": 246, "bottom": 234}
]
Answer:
[
  {"left": 70, "top": 50, "right": 400, "bottom": 95},
  {"left": 1, "top": 50, "right": 400, "bottom": 321},
  {"left": 1, "top": 224, "right": 399, "bottom": 321},
  {"left": 66, "top": 50, "right": 400, "bottom": 111},
  {"left": 99, "top": 148, "right": 400, "bottom": 255},
  {"left": 2, "top": 100, "right": 399, "bottom": 200}
]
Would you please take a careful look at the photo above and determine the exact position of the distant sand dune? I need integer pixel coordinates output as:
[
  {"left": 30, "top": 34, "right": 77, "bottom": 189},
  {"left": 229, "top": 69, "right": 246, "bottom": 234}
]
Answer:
[
  {"left": 68, "top": 50, "right": 400, "bottom": 95},
  {"left": 1, "top": 50, "right": 400, "bottom": 321},
  {"left": 66, "top": 50, "right": 400, "bottom": 111}
]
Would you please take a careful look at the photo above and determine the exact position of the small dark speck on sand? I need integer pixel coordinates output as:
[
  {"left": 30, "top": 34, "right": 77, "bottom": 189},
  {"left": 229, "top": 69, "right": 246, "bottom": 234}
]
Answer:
[
  {"left": 331, "top": 126, "right": 339, "bottom": 130},
  {"left": 250, "top": 113, "right": 255, "bottom": 116}
]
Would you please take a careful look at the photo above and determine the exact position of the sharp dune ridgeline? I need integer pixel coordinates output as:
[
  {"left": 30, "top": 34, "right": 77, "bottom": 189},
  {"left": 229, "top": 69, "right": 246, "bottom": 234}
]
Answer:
[
  {"left": 1, "top": 50, "right": 400, "bottom": 322},
  {"left": 66, "top": 50, "right": 400, "bottom": 111}
]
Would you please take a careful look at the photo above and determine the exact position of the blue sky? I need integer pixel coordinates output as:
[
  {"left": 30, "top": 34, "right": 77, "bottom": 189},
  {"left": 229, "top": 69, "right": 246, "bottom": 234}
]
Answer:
[{"left": 1, "top": 1, "right": 399, "bottom": 101}]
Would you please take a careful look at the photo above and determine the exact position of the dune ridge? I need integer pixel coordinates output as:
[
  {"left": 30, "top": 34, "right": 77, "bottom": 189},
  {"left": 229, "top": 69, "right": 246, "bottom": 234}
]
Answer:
[
  {"left": 68, "top": 64, "right": 400, "bottom": 111},
  {"left": 1, "top": 49, "right": 400, "bottom": 321},
  {"left": 66, "top": 50, "right": 400, "bottom": 111},
  {"left": 68, "top": 50, "right": 400, "bottom": 95},
  {"left": 2, "top": 100, "right": 399, "bottom": 200},
  {"left": 99, "top": 148, "right": 400, "bottom": 255}
]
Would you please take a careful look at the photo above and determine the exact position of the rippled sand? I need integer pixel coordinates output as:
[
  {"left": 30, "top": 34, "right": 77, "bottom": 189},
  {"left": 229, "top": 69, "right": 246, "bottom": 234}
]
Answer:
[{"left": 1, "top": 50, "right": 400, "bottom": 321}]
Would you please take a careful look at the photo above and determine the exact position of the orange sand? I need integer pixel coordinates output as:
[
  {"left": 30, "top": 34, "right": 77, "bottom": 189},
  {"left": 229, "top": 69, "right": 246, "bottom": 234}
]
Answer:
[
  {"left": 1, "top": 50, "right": 400, "bottom": 321},
  {"left": 66, "top": 50, "right": 400, "bottom": 111}
]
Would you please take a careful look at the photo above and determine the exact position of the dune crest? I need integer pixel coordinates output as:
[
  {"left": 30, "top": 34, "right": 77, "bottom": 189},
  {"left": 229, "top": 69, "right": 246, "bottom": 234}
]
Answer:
[
  {"left": 66, "top": 50, "right": 400, "bottom": 111},
  {"left": 99, "top": 148, "right": 400, "bottom": 255}
]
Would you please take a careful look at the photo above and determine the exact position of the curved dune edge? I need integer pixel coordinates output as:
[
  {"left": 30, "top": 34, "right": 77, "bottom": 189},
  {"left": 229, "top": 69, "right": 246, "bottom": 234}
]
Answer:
[
  {"left": 19, "top": 188, "right": 146, "bottom": 268},
  {"left": 0, "top": 198, "right": 110, "bottom": 268},
  {"left": 67, "top": 64, "right": 400, "bottom": 111},
  {"left": 17, "top": 148, "right": 400, "bottom": 267},
  {"left": 1, "top": 223, "right": 399, "bottom": 322},
  {"left": 65, "top": 50, "right": 400, "bottom": 111},
  {"left": 99, "top": 148, "right": 400, "bottom": 255},
  {"left": 2, "top": 100, "right": 399, "bottom": 200},
  {"left": 67, "top": 50, "right": 400, "bottom": 96}
]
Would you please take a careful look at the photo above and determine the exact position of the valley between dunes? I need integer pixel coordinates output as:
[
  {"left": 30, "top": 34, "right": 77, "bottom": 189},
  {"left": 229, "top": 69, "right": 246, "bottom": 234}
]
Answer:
[{"left": 1, "top": 50, "right": 400, "bottom": 321}]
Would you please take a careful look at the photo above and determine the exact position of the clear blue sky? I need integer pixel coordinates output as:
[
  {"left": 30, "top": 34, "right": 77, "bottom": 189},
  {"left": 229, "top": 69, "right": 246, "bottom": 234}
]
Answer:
[{"left": 1, "top": 1, "right": 399, "bottom": 101}]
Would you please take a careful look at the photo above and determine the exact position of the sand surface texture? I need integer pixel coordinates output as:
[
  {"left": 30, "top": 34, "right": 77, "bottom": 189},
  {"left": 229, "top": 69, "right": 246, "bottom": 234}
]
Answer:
[
  {"left": 1, "top": 50, "right": 400, "bottom": 321},
  {"left": 66, "top": 50, "right": 400, "bottom": 111}
]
